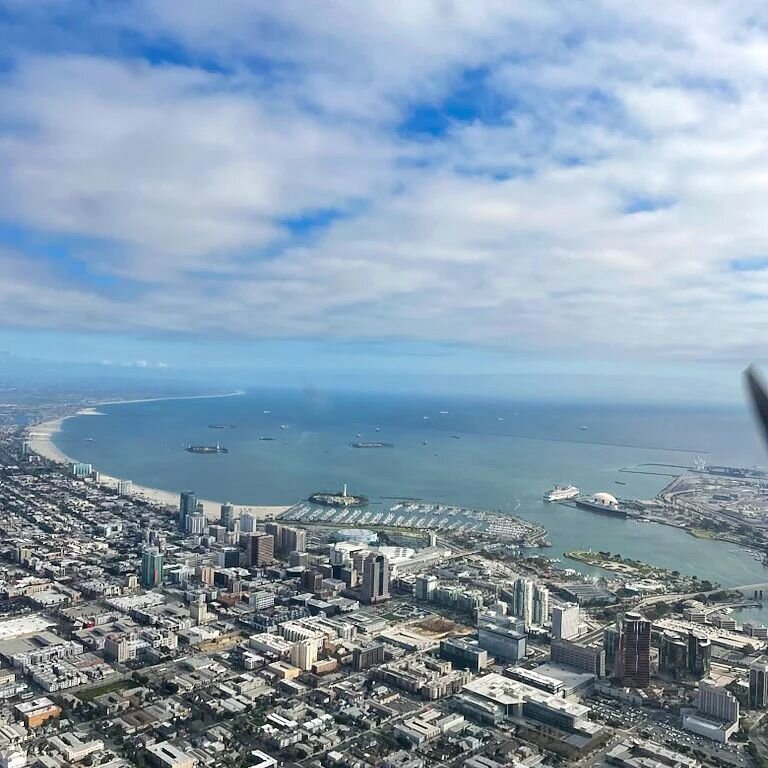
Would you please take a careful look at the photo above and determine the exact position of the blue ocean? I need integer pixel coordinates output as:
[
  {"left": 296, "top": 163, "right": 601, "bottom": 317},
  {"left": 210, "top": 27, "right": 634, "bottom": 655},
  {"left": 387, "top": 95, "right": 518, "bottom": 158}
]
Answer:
[{"left": 54, "top": 389, "right": 768, "bottom": 588}]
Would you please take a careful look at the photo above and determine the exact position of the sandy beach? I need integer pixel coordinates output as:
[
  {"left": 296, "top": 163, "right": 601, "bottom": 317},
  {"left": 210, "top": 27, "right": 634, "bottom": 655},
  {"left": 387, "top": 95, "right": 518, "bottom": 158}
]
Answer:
[{"left": 26, "top": 396, "right": 289, "bottom": 522}]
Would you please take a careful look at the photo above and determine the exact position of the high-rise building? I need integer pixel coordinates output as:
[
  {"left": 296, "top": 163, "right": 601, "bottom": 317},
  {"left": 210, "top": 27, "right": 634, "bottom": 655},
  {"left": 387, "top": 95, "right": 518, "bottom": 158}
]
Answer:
[
  {"left": 688, "top": 631, "right": 712, "bottom": 679},
  {"left": 117, "top": 480, "right": 133, "bottom": 496},
  {"left": 186, "top": 502, "right": 206, "bottom": 535},
  {"left": 697, "top": 678, "right": 739, "bottom": 723},
  {"left": 352, "top": 643, "right": 385, "bottom": 671},
  {"left": 265, "top": 522, "right": 283, "bottom": 548},
  {"left": 282, "top": 527, "right": 306, "bottom": 555},
  {"left": 219, "top": 547, "right": 241, "bottom": 568},
  {"left": 532, "top": 585, "right": 549, "bottom": 627},
  {"left": 291, "top": 639, "right": 318, "bottom": 671},
  {"left": 750, "top": 657, "right": 768, "bottom": 708},
  {"left": 247, "top": 533, "right": 274, "bottom": 567},
  {"left": 190, "top": 593, "right": 210, "bottom": 625},
  {"left": 179, "top": 491, "right": 197, "bottom": 531},
  {"left": 477, "top": 620, "right": 527, "bottom": 662},
  {"left": 140, "top": 547, "right": 163, "bottom": 588},
  {"left": 415, "top": 575, "right": 438, "bottom": 601},
  {"left": 362, "top": 552, "right": 391, "bottom": 604},
  {"left": 220, "top": 502, "right": 236, "bottom": 530},
  {"left": 71, "top": 462, "right": 93, "bottom": 478},
  {"left": 552, "top": 604, "right": 580, "bottom": 640},
  {"left": 603, "top": 624, "right": 620, "bottom": 674},
  {"left": 513, "top": 578, "right": 534, "bottom": 628},
  {"left": 619, "top": 612, "right": 651, "bottom": 688},
  {"left": 550, "top": 639, "right": 605, "bottom": 677},
  {"left": 240, "top": 513, "right": 256, "bottom": 533},
  {"left": 439, "top": 638, "right": 488, "bottom": 671},
  {"left": 659, "top": 630, "right": 688, "bottom": 679},
  {"left": 302, "top": 569, "right": 323, "bottom": 594}
]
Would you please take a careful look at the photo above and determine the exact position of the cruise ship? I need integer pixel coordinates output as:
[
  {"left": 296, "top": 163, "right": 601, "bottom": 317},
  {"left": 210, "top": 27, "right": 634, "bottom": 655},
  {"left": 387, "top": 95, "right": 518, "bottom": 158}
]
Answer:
[{"left": 543, "top": 484, "right": 580, "bottom": 502}]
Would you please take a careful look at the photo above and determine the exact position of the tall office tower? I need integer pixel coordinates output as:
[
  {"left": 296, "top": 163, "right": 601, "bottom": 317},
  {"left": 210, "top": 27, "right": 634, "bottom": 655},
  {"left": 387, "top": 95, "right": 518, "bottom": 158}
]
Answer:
[
  {"left": 688, "top": 631, "right": 712, "bottom": 679},
  {"left": 415, "top": 575, "right": 438, "bottom": 601},
  {"left": 219, "top": 547, "right": 241, "bottom": 568},
  {"left": 750, "top": 657, "right": 768, "bottom": 708},
  {"left": 362, "top": 552, "right": 391, "bottom": 604},
  {"left": 619, "top": 612, "right": 651, "bottom": 688},
  {"left": 552, "top": 604, "right": 580, "bottom": 640},
  {"left": 179, "top": 491, "right": 197, "bottom": 531},
  {"left": 659, "top": 630, "right": 689, "bottom": 679},
  {"left": 220, "top": 502, "right": 236, "bottom": 530},
  {"left": 513, "top": 578, "right": 534, "bottom": 627},
  {"left": 603, "top": 623, "right": 620, "bottom": 675},
  {"left": 247, "top": 533, "right": 274, "bottom": 567},
  {"left": 352, "top": 549, "right": 369, "bottom": 574},
  {"left": 697, "top": 678, "right": 739, "bottom": 723},
  {"left": 189, "top": 593, "right": 210, "bottom": 625},
  {"left": 291, "top": 639, "right": 318, "bottom": 671},
  {"left": 186, "top": 502, "right": 206, "bottom": 535},
  {"left": 240, "top": 513, "right": 256, "bottom": 533},
  {"left": 282, "top": 527, "right": 306, "bottom": 555},
  {"left": 265, "top": 522, "right": 284, "bottom": 550},
  {"left": 302, "top": 569, "right": 323, "bottom": 594},
  {"left": 140, "top": 547, "right": 164, "bottom": 588},
  {"left": 532, "top": 585, "right": 549, "bottom": 626}
]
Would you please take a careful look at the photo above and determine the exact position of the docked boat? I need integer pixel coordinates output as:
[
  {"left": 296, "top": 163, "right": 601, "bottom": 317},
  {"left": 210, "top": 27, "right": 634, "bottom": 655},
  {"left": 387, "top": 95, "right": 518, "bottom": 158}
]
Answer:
[
  {"left": 575, "top": 492, "right": 628, "bottom": 517},
  {"left": 543, "top": 484, "right": 580, "bottom": 502}
]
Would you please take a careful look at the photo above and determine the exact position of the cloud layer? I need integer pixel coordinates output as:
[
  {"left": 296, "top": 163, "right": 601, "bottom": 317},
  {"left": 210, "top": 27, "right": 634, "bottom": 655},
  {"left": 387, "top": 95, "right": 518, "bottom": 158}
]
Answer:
[{"left": 2, "top": 2, "right": 768, "bottom": 360}]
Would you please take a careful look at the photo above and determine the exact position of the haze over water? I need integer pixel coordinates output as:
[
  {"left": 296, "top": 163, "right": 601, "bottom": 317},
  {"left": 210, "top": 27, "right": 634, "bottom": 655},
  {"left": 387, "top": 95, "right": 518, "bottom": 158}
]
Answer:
[{"left": 54, "top": 389, "right": 768, "bottom": 588}]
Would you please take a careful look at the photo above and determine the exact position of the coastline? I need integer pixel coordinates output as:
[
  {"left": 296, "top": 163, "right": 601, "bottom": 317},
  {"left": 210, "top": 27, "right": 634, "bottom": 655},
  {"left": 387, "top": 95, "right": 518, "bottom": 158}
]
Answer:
[{"left": 25, "top": 393, "right": 289, "bottom": 522}]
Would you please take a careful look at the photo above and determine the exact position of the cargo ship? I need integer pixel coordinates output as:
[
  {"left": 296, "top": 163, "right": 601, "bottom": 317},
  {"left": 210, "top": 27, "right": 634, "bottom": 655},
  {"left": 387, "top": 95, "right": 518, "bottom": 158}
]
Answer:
[
  {"left": 543, "top": 484, "right": 580, "bottom": 502},
  {"left": 350, "top": 441, "right": 394, "bottom": 449},
  {"left": 575, "top": 492, "right": 627, "bottom": 517},
  {"left": 185, "top": 443, "right": 228, "bottom": 454}
]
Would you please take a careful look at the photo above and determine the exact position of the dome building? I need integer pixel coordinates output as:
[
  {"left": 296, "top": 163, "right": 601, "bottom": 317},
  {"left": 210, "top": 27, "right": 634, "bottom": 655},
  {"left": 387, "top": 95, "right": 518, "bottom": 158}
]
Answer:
[{"left": 576, "top": 491, "right": 627, "bottom": 517}]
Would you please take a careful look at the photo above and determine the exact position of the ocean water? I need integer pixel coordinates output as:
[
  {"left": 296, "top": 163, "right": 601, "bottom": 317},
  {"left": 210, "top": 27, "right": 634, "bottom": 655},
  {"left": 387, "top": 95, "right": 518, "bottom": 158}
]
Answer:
[{"left": 54, "top": 389, "right": 768, "bottom": 588}]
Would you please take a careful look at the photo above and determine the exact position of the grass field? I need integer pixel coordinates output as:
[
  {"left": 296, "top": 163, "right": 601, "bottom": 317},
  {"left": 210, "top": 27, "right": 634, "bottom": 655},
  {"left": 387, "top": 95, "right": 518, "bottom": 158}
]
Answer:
[{"left": 77, "top": 678, "right": 134, "bottom": 703}]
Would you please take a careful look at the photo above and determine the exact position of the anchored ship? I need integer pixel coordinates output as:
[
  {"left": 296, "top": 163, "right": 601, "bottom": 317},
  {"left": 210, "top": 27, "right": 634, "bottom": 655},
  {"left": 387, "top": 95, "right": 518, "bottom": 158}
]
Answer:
[
  {"left": 185, "top": 442, "right": 228, "bottom": 454},
  {"left": 543, "top": 484, "right": 580, "bottom": 502}
]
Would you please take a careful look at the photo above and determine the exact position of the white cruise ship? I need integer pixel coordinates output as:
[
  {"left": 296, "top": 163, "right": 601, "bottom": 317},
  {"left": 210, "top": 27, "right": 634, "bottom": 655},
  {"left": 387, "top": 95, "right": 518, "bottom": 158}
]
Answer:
[{"left": 543, "top": 484, "right": 580, "bottom": 502}]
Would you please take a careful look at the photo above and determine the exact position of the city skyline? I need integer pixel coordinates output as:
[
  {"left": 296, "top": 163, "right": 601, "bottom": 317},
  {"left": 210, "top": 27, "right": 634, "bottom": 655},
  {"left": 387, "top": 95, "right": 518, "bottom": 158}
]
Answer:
[{"left": 2, "top": 4, "right": 768, "bottom": 400}]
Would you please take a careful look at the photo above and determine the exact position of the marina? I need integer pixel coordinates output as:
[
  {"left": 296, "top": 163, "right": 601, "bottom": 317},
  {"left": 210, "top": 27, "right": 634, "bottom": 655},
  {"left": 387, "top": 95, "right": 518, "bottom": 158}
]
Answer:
[{"left": 279, "top": 498, "right": 547, "bottom": 544}]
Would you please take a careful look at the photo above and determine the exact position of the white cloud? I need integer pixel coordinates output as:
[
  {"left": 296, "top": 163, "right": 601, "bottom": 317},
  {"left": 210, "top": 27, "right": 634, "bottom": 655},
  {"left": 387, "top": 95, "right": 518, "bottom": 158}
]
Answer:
[{"left": 1, "top": 2, "right": 768, "bottom": 360}]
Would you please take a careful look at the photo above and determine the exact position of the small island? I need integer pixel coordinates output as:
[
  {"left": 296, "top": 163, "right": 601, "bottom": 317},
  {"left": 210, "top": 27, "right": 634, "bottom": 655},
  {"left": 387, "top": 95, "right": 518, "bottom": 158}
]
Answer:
[{"left": 309, "top": 484, "right": 368, "bottom": 507}]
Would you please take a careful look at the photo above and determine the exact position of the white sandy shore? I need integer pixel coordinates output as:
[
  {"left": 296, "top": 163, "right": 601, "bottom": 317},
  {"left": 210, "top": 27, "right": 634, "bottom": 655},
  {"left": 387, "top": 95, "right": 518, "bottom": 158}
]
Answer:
[{"left": 26, "top": 392, "right": 289, "bottom": 522}]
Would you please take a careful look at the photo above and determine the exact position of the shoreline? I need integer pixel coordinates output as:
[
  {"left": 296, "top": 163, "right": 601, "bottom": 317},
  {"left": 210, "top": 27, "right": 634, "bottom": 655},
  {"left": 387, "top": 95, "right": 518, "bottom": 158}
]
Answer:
[{"left": 25, "top": 392, "right": 290, "bottom": 522}]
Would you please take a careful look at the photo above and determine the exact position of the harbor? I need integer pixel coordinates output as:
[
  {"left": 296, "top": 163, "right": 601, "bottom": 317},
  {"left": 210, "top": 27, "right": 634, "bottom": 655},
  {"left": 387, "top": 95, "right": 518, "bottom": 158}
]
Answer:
[{"left": 279, "top": 498, "right": 548, "bottom": 544}]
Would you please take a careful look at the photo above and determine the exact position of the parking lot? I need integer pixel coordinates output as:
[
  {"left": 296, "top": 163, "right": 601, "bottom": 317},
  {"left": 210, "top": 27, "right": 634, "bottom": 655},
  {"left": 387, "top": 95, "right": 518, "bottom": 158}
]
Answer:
[{"left": 585, "top": 696, "right": 750, "bottom": 767}]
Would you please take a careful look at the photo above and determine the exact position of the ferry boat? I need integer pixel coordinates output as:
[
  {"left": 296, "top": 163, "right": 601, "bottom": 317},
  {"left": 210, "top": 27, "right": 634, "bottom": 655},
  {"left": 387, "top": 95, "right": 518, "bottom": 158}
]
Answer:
[{"left": 543, "top": 484, "right": 580, "bottom": 502}]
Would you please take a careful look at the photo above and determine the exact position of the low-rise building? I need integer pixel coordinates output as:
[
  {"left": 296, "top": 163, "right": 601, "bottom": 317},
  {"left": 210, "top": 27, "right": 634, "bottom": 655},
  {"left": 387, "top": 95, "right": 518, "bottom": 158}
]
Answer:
[{"left": 145, "top": 741, "right": 196, "bottom": 768}]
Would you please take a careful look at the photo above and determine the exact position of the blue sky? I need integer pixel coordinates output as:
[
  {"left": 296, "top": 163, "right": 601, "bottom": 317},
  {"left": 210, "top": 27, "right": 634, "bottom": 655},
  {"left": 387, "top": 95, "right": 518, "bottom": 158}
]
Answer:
[{"left": 1, "top": 2, "right": 768, "bottom": 402}]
